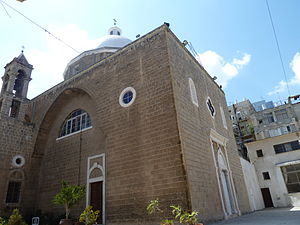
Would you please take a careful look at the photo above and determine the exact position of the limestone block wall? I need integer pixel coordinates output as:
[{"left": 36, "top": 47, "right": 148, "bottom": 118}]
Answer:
[
  {"left": 27, "top": 25, "right": 189, "bottom": 224},
  {"left": 0, "top": 114, "right": 35, "bottom": 216},
  {"left": 166, "top": 30, "right": 250, "bottom": 222}
]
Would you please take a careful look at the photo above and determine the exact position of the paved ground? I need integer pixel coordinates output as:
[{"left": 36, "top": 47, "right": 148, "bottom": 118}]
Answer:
[{"left": 207, "top": 207, "right": 300, "bottom": 225}]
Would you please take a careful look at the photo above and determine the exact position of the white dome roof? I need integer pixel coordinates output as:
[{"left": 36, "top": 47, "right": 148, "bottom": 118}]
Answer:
[
  {"left": 97, "top": 35, "right": 132, "bottom": 49},
  {"left": 97, "top": 26, "right": 131, "bottom": 49},
  {"left": 63, "top": 25, "right": 132, "bottom": 80}
]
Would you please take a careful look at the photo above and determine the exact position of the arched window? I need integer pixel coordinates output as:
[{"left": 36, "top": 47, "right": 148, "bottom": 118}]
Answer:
[
  {"left": 188, "top": 78, "right": 198, "bottom": 107},
  {"left": 220, "top": 106, "right": 228, "bottom": 129},
  {"left": 59, "top": 109, "right": 91, "bottom": 137},
  {"left": 6, "top": 170, "right": 24, "bottom": 204}
]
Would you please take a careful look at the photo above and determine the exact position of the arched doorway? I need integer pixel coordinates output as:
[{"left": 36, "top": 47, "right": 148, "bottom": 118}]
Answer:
[
  {"left": 87, "top": 154, "right": 105, "bottom": 224},
  {"left": 217, "top": 150, "right": 236, "bottom": 216}
]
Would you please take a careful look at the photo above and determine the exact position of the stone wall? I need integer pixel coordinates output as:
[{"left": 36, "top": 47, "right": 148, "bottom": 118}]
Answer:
[
  {"left": 0, "top": 114, "right": 35, "bottom": 216},
  {"left": 166, "top": 30, "right": 250, "bottom": 222},
  {"left": 26, "top": 25, "right": 189, "bottom": 224}
]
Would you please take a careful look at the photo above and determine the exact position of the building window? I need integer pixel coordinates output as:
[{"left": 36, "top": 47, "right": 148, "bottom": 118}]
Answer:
[
  {"left": 9, "top": 100, "right": 21, "bottom": 118},
  {"left": 274, "top": 140, "right": 300, "bottom": 154},
  {"left": 275, "top": 109, "right": 289, "bottom": 121},
  {"left": 262, "top": 112, "right": 274, "bottom": 125},
  {"left": 123, "top": 91, "right": 133, "bottom": 104},
  {"left": 220, "top": 106, "right": 227, "bottom": 129},
  {"left": 268, "top": 128, "right": 281, "bottom": 137},
  {"left": 206, "top": 97, "right": 215, "bottom": 118},
  {"left": 6, "top": 181, "right": 22, "bottom": 203},
  {"left": 281, "top": 164, "right": 300, "bottom": 193},
  {"left": 188, "top": 78, "right": 198, "bottom": 107},
  {"left": 256, "top": 150, "right": 263, "bottom": 157},
  {"left": 12, "top": 155, "right": 25, "bottom": 167},
  {"left": 119, "top": 87, "right": 136, "bottom": 107},
  {"left": 59, "top": 109, "right": 91, "bottom": 137},
  {"left": 263, "top": 172, "right": 270, "bottom": 180}
]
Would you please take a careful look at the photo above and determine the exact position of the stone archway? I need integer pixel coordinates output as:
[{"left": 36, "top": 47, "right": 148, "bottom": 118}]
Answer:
[{"left": 217, "top": 150, "right": 236, "bottom": 217}]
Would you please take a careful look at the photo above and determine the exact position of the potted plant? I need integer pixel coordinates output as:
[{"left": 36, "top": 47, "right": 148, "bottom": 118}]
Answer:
[
  {"left": 79, "top": 205, "right": 100, "bottom": 225},
  {"left": 53, "top": 181, "right": 85, "bottom": 225},
  {"left": 0, "top": 217, "right": 6, "bottom": 225},
  {"left": 6, "top": 209, "right": 27, "bottom": 225}
]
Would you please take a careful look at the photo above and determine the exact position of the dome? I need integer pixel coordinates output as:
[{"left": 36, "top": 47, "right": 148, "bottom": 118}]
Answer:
[
  {"left": 97, "top": 26, "right": 131, "bottom": 49},
  {"left": 63, "top": 25, "right": 132, "bottom": 80}
]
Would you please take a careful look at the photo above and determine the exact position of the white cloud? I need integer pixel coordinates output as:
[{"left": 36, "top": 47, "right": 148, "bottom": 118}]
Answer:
[
  {"left": 196, "top": 51, "right": 251, "bottom": 88},
  {"left": 25, "top": 24, "right": 102, "bottom": 98},
  {"left": 268, "top": 52, "right": 300, "bottom": 96}
]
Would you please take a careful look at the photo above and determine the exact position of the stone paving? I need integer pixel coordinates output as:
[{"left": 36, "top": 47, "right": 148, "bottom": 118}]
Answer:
[{"left": 207, "top": 207, "right": 300, "bottom": 225}]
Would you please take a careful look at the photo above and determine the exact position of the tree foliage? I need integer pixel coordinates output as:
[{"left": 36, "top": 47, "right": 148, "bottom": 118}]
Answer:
[
  {"left": 147, "top": 199, "right": 200, "bottom": 225},
  {"left": 52, "top": 181, "right": 85, "bottom": 219}
]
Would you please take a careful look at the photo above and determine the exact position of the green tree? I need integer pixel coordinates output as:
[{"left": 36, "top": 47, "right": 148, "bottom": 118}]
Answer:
[{"left": 52, "top": 181, "right": 85, "bottom": 219}]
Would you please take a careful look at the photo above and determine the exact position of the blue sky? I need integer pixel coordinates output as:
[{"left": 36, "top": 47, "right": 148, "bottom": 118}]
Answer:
[{"left": 0, "top": 0, "right": 299, "bottom": 105}]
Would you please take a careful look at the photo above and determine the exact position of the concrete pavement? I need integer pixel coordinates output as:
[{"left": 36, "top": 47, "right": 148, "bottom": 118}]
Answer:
[{"left": 207, "top": 207, "right": 300, "bottom": 225}]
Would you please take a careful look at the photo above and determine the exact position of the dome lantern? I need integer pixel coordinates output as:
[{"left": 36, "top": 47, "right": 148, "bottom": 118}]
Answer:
[{"left": 108, "top": 26, "right": 122, "bottom": 36}]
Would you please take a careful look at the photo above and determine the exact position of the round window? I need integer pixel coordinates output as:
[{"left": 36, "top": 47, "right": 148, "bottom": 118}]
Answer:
[
  {"left": 119, "top": 87, "right": 136, "bottom": 107},
  {"left": 12, "top": 155, "right": 25, "bottom": 167}
]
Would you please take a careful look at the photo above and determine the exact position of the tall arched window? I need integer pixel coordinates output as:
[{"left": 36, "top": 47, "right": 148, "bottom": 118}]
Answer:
[
  {"left": 59, "top": 109, "right": 91, "bottom": 137},
  {"left": 6, "top": 170, "right": 24, "bottom": 204},
  {"left": 188, "top": 78, "right": 198, "bottom": 107}
]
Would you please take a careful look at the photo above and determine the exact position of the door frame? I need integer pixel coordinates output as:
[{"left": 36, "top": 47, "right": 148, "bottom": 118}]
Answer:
[
  {"left": 87, "top": 154, "right": 105, "bottom": 224},
  {"left": 261, "top": 188, "right": 274, "bottom": 208}
]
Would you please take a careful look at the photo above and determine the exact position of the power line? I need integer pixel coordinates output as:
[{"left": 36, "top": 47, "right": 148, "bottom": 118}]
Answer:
[
  {"left": 0, "top": 0, "right": 10, "bottom": 18},
  {"left": 0, "top": 0, "right": 80, "bottom": 53},
  {"left": 265, "top": 0, "right": 291, "bottom": 95}
]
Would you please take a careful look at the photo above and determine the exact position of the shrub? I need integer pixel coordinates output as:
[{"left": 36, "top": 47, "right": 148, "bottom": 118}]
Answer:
[
  {"left": 6, "top": 209, "right": 27, "bottom": 225},
  {"left": 79, "top": 205, "right": 100, "bottom": 225}
]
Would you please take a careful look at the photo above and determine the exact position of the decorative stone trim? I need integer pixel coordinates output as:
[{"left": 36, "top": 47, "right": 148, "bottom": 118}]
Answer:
[
  {"left": 12, "top": 155, "right": 25, "bottom": 168},
  {"left": 119, "top": 87, "right": 136, "bottom": 107}
]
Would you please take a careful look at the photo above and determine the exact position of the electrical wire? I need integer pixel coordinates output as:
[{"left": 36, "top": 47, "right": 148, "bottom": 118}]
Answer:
[
  {"left": 0, "top": 0, "right": 10, "bottom": 18},
  {"left": 266, "top": 0, "right": 291, "bottom": 95},
  {"left": 0, "top": 0, "right": 80, "bottom": 53}
]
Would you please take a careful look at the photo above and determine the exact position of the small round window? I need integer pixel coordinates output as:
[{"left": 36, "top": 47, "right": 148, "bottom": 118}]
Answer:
[
  {"left": 12, "top": 155, "right": 25, "bottom": 167},
  {"left": 119, "top": 87, "right": 136, "bottom": 107}
]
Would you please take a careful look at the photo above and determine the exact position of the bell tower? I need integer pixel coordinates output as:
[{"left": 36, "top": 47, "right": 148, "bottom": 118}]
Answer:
[{"left": 0, "top": 51, "right": 33, "bottom": 120}]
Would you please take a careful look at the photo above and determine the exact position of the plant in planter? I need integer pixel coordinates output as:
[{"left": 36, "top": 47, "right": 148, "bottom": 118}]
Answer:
[
  {"left": 52, "top": 181, "right": 85, "bottom": 225},
  {"left": 147, "top": 199, "right": 203, "bottom": 225},
  {"left": 79, "top": 205, "right": 100, "bottom": 225},
  {"left": 160, "top": 219, "right": 174, "bottom": 225},
  {"left": 6, "top": 209, "right": 27, "bottom": 225},
  {"left": 0, "top": 216, "right": 6, "bottom": 225}
]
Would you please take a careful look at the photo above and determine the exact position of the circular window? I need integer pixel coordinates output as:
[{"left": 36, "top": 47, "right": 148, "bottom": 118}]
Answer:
[
  {"left": 12, "top": 155, "right": 25, "bottom": 167},
  {"left": 119, "top": 87, "right": 136, "bottom": 107}
]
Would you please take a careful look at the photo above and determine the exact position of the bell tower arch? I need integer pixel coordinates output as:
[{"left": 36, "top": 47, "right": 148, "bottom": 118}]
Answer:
[{"left": 0, "top": 51, "right": 33, "bottom": 120}]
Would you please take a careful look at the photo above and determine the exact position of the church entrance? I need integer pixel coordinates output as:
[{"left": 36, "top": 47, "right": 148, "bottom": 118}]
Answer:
[
  {"left": 87, "top": 154, "right": 105, "bottom": 224},
  {"left": 220, "top": 169, "right": 235, "bottom": 215},
  {"left": 217, "top": 149, "right": 237, "bottom": 217},
  {"left": 90, "top": 181, "right": 103, "bottom": 222}
]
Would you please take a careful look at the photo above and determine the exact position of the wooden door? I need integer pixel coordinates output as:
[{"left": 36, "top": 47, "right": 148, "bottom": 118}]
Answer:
[
  {"left": 90, "top": 181, "right": 103, "bottom": 222},
  {"left": 261, "top": 188, "right": 274, "bottom": 207}
]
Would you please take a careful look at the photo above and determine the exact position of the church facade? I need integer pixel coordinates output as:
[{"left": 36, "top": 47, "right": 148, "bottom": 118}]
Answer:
[{"left": 0, "top": 24, "right": 250, "bottom": 224}]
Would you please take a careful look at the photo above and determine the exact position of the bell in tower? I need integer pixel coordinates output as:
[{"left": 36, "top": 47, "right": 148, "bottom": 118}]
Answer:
[{"left": 0, "top": 50, "right": 33, "bottom": 120}]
